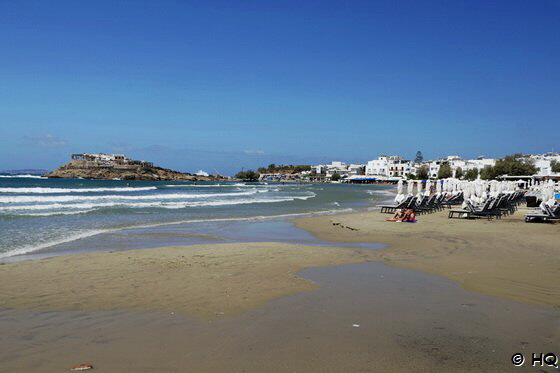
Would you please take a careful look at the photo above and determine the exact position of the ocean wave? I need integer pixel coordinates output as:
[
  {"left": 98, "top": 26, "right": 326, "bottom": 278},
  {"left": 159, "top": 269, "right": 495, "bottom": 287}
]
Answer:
[
  {"left": 0, "top": 175, "right": 47, "bottom": 179},
  {"left": 125, "top": 208, "right": 354, "bottom": 230},
  {"left": 0, "top": 194, "right": 316, "bottom": 212},
  {"left": 366, "top": 189, "right": 396, "bottom": 196},
  {"left": 163, "top": 183, "right": 249, "bottom": 188},
  {"left": 0, "top": 229, "right": 112, "bottom": 259},
  {"left": 0, "top": 186, "right": 158, "bottom": 194},
  {"left": 0, "top": 207, "right": 349, "bottom": 259},
  {"left": 23, "top": 210, "right": 96, "bottom": 217},
  {"left": 0, "top": 190, "right": 261, "bottom": 203}
]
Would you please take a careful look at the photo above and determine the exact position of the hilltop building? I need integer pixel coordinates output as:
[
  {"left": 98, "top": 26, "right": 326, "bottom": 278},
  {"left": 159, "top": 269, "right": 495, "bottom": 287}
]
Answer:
[{"left": 70, "top": 153, "right": 154, "bottom": 170}]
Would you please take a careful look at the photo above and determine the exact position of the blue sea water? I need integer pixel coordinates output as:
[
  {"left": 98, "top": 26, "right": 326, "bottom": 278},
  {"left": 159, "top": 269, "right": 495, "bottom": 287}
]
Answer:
[{"left": 0, "top": 177, "right": 394, "bottom": 260}]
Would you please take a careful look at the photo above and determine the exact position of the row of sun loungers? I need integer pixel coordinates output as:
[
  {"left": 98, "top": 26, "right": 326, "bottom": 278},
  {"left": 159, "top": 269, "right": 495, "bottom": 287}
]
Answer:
[
  {"left": 379, "top": 193, "right": 464, "bottom": 215},
  {"left": 381, "top": 190, "right": 558, "bottom": 223},
  {"left": 524, "top": 203, "right": 560, "bottom": 222},
  {"left": 448, "top": 192, "right": 525, "bottom": 220}
]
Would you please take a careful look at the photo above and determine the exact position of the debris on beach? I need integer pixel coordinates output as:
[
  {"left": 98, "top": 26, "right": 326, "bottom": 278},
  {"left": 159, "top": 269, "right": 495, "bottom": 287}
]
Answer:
[
  {"left": 352, "top": 324, "right": 360, "bottom": 328},
  {"left": 70, "top": 363, "right": 93, "bottom": 371},
  {"left": 331, "top": 221, "right": 359, "bottom": 231}
]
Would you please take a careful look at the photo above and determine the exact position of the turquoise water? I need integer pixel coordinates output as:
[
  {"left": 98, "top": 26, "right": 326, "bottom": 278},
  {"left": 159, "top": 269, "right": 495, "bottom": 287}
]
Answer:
[{"left": 0, "top": 177, "right": 394, "bottom": 260}]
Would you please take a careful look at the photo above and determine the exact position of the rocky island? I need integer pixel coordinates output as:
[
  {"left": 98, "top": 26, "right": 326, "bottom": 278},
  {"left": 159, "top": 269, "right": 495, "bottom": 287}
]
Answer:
[{"left": 46, "top": 153, "right": 223, "bottom": 181}]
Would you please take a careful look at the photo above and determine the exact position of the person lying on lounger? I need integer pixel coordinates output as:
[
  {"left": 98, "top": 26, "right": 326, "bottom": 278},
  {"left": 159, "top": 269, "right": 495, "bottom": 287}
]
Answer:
[{"left": 386, "top": 208, "right": 407, "bottom": 222}]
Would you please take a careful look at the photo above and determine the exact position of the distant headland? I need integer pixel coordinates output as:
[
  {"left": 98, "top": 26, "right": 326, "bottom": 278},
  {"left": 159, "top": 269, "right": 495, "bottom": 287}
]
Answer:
[{"left": 46, "top": 153, "right": 225, "bottom": 181}]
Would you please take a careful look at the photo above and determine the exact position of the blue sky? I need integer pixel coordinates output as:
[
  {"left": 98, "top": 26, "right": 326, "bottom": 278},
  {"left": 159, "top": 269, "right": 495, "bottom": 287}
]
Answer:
[{"left": 1, "top": 0, "right": 559, "bottom": 175}]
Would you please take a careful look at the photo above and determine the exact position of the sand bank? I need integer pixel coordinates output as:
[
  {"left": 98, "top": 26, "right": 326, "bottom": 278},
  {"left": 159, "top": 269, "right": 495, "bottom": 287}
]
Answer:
[
  {"left": 295, "top": 207, "right": 560, "bottom": 308},
  {"left": 0, "top": 242, "right": 377, "bottom": 319}
]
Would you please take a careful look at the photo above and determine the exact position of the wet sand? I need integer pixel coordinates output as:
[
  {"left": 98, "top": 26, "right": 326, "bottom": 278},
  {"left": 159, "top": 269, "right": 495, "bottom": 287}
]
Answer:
[
  {"left": 1, "top": 262, "right": 558, "bottom": 372},
  {"left": 0, "top": 243, "right": 377, "bottom": 318},
  {"left": 296, "top": 207, "right": 560, "bottom": 309},
  {"left": 1, "top": 208, "right": 559, "bottom": 371}
]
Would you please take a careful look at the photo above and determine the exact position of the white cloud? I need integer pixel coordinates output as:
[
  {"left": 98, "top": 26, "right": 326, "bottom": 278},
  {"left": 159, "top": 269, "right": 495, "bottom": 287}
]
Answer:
[
  {"left": 23, "top": 134, "right": 67, "bottom": 148},
  {"left": 243, "top": 149, "right": 265, "bottom": 155}
]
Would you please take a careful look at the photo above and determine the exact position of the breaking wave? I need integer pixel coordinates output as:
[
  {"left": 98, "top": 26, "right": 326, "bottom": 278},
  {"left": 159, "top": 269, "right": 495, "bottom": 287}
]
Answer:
[
  {"left": 0, "top": 186, "right": 158, "bottom": 194},
  {"left": 0, "top": 194, "right": 317, "bottom": 213}
]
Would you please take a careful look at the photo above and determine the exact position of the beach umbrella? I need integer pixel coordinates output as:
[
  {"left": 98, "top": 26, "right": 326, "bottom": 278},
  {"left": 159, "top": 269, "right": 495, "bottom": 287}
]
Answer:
[
  {"left": 394, "top": 179, "right": 404, "bottom": 203},
  {"left": 424, "top": 179, "right": 432, "bottom": 196},
  {"left": 436, "top": 179, "right": 443, "bottom": 195},
  {"left": 488, "top": 181, "right": 497, "bottom": 197},
  {"left": 407, "top": 180, "right": 414, "bottom": 195},
  {"left": 442, "top": 179, "right": 448, "bottom": 194},
  {"left": 416, "top": 180, "right": 424, "bottom": 199},
  {"left": 462, "top": 183, "right": 471, "bottom": 207}
]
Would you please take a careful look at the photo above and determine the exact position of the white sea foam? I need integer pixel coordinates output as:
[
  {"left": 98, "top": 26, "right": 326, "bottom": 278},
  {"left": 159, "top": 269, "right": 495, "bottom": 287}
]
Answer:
[
  {"left": 125, "top": 208, "right": 353, "bottom": 230},
  {"left": 0, "top": 207, "right": 350, "bottom": 259},
  {"left": 0, "top": 193, "right": 316, "bottom": 212},
  {"left": 23, "top": 210, "right": 96, "bottom": 217},
  {"left": 0, "top": 175, "right": 47, "bottom": 179},
  {"left": 0, "top": 190, "right": 260, "bottom": 203},
  {"left": 0, "top": 186, "right": 158, "bottom": 194},
  {"left": 366, "top": 189, "right": 395, "bottom": 196},
  {"left": 163, "top": 183, "right": 254, "bottom": 188},
  {"left": 0, "top": 229, "right": 112, "bottom": 259}
]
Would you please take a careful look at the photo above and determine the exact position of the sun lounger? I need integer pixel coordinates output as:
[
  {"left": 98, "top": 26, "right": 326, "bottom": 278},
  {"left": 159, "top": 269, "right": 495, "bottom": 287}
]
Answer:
[
  {"left": 440, "top": 192, "right": 463, "bottom": 209},
  {"left": 448, "top": 199, "right": 501, "bottom": 220},
  {"left": 525, "top": 203, "right": 560, "bottom": 222},
  {"left": 379, "top": 196, "right": 413, "bottom": 213}
]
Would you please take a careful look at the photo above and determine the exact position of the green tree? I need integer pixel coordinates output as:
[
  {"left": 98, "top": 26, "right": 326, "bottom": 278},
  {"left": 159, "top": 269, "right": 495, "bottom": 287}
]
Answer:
[
  {"left": 235, "top": 170, "right": 260, "bottom": 181},
  {"left": 416, "top": 165, "right": 429, "bottom": 180},
  {"left": 479, "top": 166, "right": 496, "bottom": 180},
  {"left": 330, "top": 173, "right": 341, "bottom": 182},
  {"left": 437, "top": 162, "right": 452, "bottom": 179},
  {"left": 455, "top": 167, "right": 464, "bottom": 179},
  {"left": 550, "top": 160, "right": 560, "bottom": 173},
  {"left": 465, "top": 168, "right": 479, "bottom": 180},
  {"left": 492, "top": 154, "right": 537, "bottom": 177}
]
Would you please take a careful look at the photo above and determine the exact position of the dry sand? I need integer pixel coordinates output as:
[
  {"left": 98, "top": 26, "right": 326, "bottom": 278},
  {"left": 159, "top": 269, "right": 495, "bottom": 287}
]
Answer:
[{"left": 295, "top": 207, "right": 560, "bottom": 309}]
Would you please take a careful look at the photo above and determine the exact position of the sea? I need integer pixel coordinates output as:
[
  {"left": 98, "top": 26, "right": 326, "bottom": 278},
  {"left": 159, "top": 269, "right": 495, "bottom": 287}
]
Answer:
[{"left": 0, "top": 176, "right": 395, "bottom": 261}]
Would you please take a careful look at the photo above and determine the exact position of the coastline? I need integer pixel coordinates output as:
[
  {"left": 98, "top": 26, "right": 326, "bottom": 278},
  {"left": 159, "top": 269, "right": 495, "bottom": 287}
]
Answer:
[{"left": 2, "top": 200, "right": 559, "bottom": 315}]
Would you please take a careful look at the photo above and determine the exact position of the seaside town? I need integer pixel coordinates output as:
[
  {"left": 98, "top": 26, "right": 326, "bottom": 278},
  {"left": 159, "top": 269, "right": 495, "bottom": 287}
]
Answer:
[
  {"left": 257, "top": 151, "right": 560, "bottom": 182},
  {"left": 35, "top": 151, "right": 560, "bottom": 184}
]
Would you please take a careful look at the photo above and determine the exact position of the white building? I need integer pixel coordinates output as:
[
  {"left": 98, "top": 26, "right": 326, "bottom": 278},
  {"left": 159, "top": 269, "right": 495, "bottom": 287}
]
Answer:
[
  {"left": 420, "top": 156, "right": 497, "bottom": 178},
  {"left": 529, "top": 152, "right": 560, "bottom": 176},
  {"left": 325, "top": 161, "right": 348, "bottom": 177},
  {"left": 366, "top": 156, "right": 411, "bottom": 178},
  {"left": 348, "top": 164, "right": 365, "bottom": 176}
]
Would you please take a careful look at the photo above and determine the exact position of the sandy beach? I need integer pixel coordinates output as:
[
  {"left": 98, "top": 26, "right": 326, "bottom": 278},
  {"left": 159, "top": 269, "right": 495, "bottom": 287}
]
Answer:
[
  {"left": 296, "top": 207, "right": 560, "bottom": 308},
  {"left": 0, "top": 242, "right": 378, "bottom": 319},
  {"left": 1, "top": 207, "right": 559, "bottom": 372}
]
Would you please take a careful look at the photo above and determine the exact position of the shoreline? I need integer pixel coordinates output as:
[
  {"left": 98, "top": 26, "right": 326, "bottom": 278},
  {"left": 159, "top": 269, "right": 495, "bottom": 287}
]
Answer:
[
  {"left": 2, "top": 199, "right": 559, "bottom": 314},
  {"left": 1, "top": 183, "right": 396, "bottom": 263}
]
